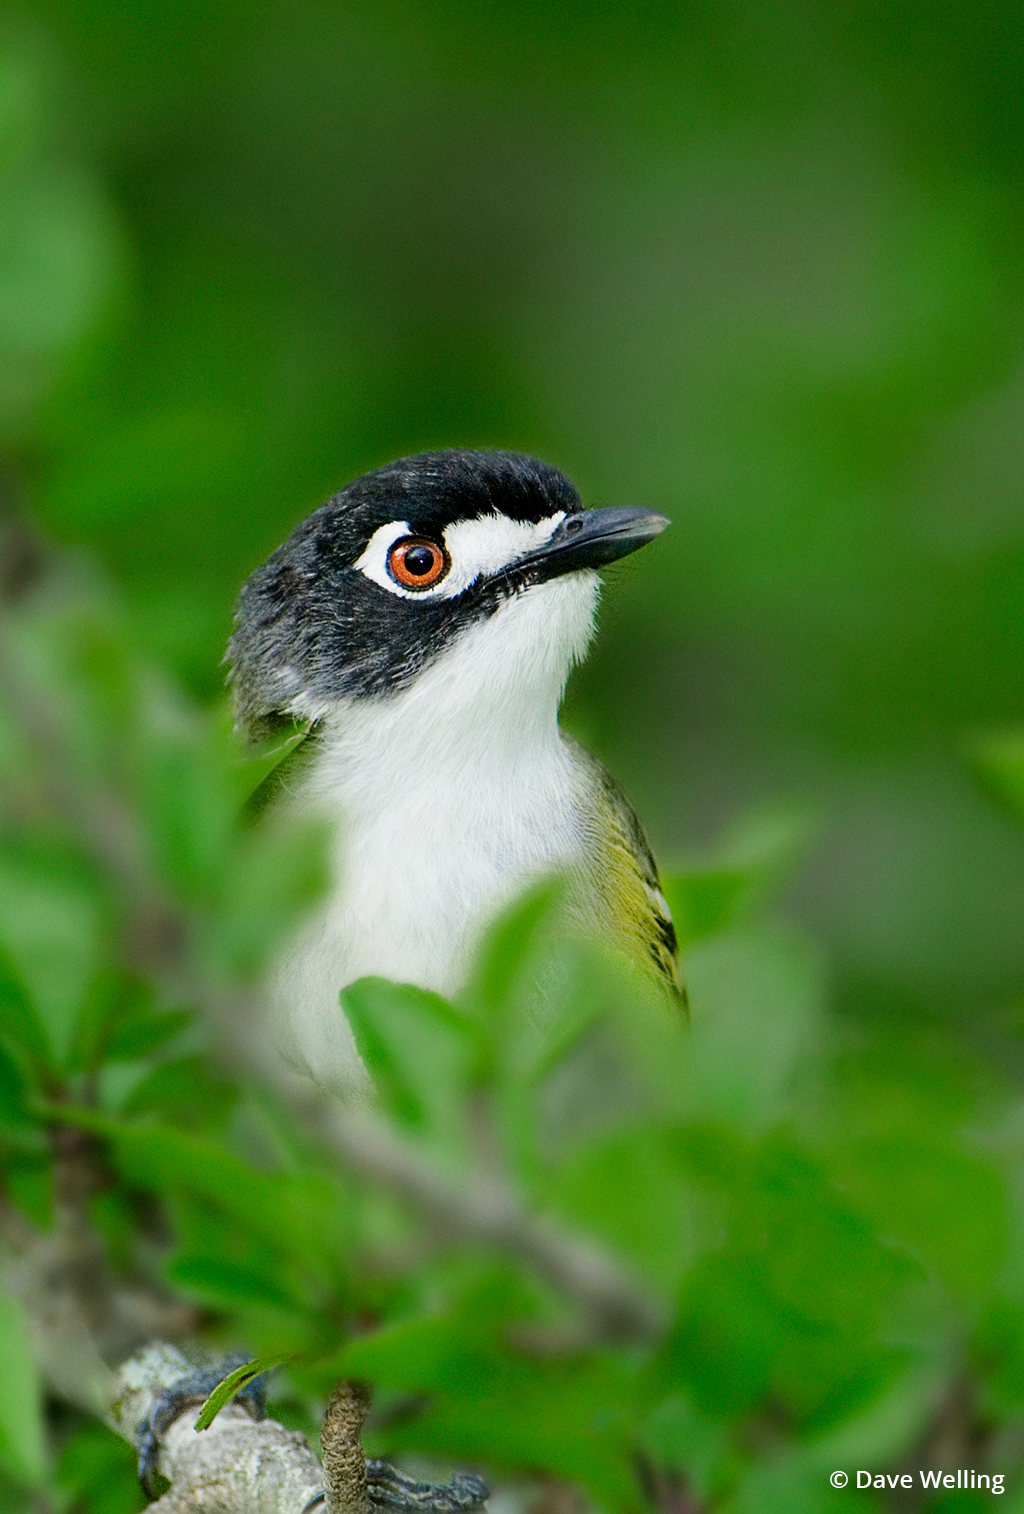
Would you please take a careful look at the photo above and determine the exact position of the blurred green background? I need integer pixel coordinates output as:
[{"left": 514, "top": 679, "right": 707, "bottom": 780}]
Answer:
[{"left": 3, "top": 0, "right": 1024, "bottom": 1032}]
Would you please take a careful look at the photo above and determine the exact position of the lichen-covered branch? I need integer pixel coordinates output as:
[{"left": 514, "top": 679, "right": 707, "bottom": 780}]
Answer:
[{"left": 115, "top": 1345, "right": 325, "bottom": 1514}]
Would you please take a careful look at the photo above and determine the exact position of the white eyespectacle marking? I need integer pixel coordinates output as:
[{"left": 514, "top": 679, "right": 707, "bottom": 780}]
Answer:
[{"left": 354, "top": 511, "right": 567, "bottom": 600}]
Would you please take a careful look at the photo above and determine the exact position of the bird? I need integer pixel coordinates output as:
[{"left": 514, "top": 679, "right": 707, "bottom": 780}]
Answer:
[{"left": 227, "top": 449, "right": 683, "bottom": 1093}]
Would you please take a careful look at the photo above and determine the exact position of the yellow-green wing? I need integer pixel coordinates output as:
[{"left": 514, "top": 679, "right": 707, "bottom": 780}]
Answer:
[{"left": 565, "top": 740, "right": 687, "bottom": 1015}]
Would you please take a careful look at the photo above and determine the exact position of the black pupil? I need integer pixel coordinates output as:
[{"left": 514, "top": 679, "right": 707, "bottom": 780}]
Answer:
[{"left": 403, "top": 545, "right": 436, "bottom": 577}]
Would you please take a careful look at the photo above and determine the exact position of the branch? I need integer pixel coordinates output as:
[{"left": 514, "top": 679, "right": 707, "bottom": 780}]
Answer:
[
  {"left": 115, "top": 1344, "right": 326, "bottom": 1514},
  {"left": 114, "top": 1350, "right": 487, "bottom": 1514},
  {"left": 302, "top": 1090, "right": 666, "bottom": 1343}
]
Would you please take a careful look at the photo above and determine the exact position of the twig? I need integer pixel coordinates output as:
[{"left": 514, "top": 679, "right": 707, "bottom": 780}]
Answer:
[
  {"left": 321, "top": 1382, "right": 371, "bottom": 1514},
  {"left": 323, "top": 1101, "right": 665, "bottom": 1342}
]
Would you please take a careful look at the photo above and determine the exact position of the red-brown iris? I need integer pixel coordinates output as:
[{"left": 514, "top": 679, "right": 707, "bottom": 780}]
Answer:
[{"left": 387, "top": 537, "right": 449, "bottom": 589}]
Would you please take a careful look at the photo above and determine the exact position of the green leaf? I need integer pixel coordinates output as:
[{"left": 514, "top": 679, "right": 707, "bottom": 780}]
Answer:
[
  {"left": 0, "top": 937, "right": 51, "bottom": 1073},
  {"left": 673, "top": 927, "right": 825, "bottom": 1133},
  {"left": 662, "top": 868, "right": 751, "bottom": 946},
  {"left": 138, "top": 725, "right": 237, "bottom": 900},
  {"left": 837, "top": 1137, "right": 1006, "bottom": 1299},
  {"left": 380, "top": 1355, "right": 641, "bottom": 1514},
  {"left": 342, "top": 977, "right": 480, "bottom": 1137},
  {"left": 0, "top": 849, "right": 102, "bottom": 1071},
  {"left": 324, "top": 1274, "right": 642, "bottom": 1510},
  {"left": 0, "top": 1293, "right": 46, "bottom": 1488},
  {"left": 0, "top": 1475, "right": 36, "bottom": 1514},
  {"left": 970, "top": 729, "right": 1024, "bottom": 826},
  {"left": 204, "top": 810, "right": 330, "bottom": 978},
  {"left": 103, "top": 1005, "right": 192, "bottom": 1063},
  {"left": 119, "top": 1054, "right": 236, "bottom": 1127},
  {"left": 809, "top": 1362, "right": 948, "bottom": 1474},
  {"left": 638, "top": 1394, "right": 729, "bottom": 1504},
  {"left": 318, "top": 1271, "right": 524, "bottom": 1395},
  {"left": 162, "top": 1181, "right": 345, "bottom": 1343},
  {"left": 194, "top": 1355, "right": 291, "bottom": 1431},
  {"left": 738, "top": 1144, "right": 916, "bottom": 1338},
  {"left": 67, "top": 969, "right": 189, "bottom": 1073},
  {"left": 973, "top": 1300, "right": 1024, "bottom": 1413},
  {"left": 166, "top": 1253, "right": 306, "bottom": 1316},
  {"left": 0, "top": 1040, "right": 32, "bottom": 1130},
  {"left": 544, "top": 1125, "right": 694, "bottom": 1291},
  {"left": 732, "top": 1451, "right": 851, "bottom": 1514},
  {"left": 665, "top": 1254, "right": 783, "bottom": 1416},
  {"left": 43, "top": 1105, "right": 338, "bottom": 1277},
  {"left": 459, "top": 881, "right": 563, "bottom": 1051},
  {"left": 664, "top": 806, "right": 814, "bottom": 948},
  {"left": 661, "top": 1133, "right": 915, "bottom": 1422},
  {"left": 240, "top": 724, "right": 313, "bottom": 816},
  {"left": 3, "top": 1154, "right": 53, "bottom": 1228}
]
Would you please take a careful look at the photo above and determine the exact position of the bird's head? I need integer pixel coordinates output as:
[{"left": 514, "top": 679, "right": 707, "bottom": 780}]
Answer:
[{"left": 227, "top": 450, "right": 668, "bottom": 741}]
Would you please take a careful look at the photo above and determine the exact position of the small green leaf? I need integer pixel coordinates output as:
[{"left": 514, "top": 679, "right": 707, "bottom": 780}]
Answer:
[
  {"left": 676, "top": 927, "right": 825, "bottom": 1133},
  {"left": 973, "top": 1300, "right": 1024, "bottom": 1413},
  {"left": 316, "top": 1269, "right": 642, "bottom": 1509},
  {"left": 240, "top": 724, "right": 312, "bottom": 816},
  {"left": 68, "top": 970, "right": 188, "bottom": 1072},
  {"left": 545, "top": 1126, "right": 693, "bottom": 1291},
  {"left": 104, "top": 1005, "right": 192, "bottom": 1063},
  {"left": 837, "top": 1137, "right": 1006, "bottom": 1298},
  {"left": 206, "top": 812, "right": 330, "bottom": 977},
  {"left": 41, "top": 1105, "right": 336, "bottom": 1275},
  {"left": 639, "top": 1394, "right": 729, "bottom": 1504},
  {"left": 377, "top": 1355, "right": 640, "bottom": 1514},
  {"left": 194, "top": 1355, "right": 291, "bottom": 1431},
  {"left": 0, "top": 938, "right": 51, "bottom": 1073},
  {"left": 0, "top": 1292, "right": 46, "bottom": 1488},
  {"left": 665, "top": 1255, "right": 781, "bottom": 1416},
  {"left": 0, "top": 1040, "right": 32, "bottom": 1130},
  {"left": 120, "top": 1053, "right": 236, "bottom": 1127},
  {"left": 138, "top": 730, "right": 236, "bottom": 900},
  {"left": 3, "top": 1154, "right": 53, "bottom": 1228},
  {"left": 665, "top": 807, "right": 814, "bottom": 948},
  {"left": 0, "top": 848, "right": 103, "bottom": 1070},
  {"left": 461, "top": 881, "right": 563, "bottom": 1031},
  {"left": 342, "top": 977, "right": 480, "bottom": 1136},
  {"left": 166, "top": 1253, "right": 304, "bottom": 1315},
  {"left": 732, "top": 1451, "right": 850, "bottom": 1514}
]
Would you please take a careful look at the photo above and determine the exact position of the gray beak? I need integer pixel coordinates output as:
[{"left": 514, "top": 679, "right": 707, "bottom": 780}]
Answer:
[{"left": 518, "top": 507, "right": 670, "bottom": 579}]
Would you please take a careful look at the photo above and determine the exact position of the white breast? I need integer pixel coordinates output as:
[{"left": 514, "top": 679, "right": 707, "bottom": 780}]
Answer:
[{"left": 264, "top": 572, "right": 599, "bottom": 1094}]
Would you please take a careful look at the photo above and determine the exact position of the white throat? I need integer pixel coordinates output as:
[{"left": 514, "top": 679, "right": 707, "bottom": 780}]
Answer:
[{"left": 267, "top": 572, "right": 600, "bottom": 1092}]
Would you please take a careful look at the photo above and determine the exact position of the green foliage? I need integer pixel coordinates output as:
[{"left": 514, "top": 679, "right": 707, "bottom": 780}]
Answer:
[
  {"left": 53, "top": 1420, "right": 142, "bottom": 1514},
  {"left": 1, "top": 563, "right": 1023, "bottom": 1510}
]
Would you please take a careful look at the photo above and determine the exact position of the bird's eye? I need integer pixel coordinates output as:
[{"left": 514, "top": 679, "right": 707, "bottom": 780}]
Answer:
[{"left": 387, "top": 537, "right": 449, "bottom": 590}]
